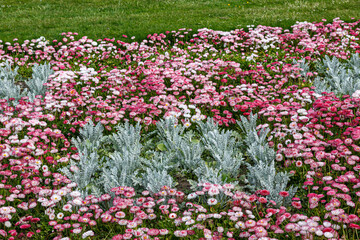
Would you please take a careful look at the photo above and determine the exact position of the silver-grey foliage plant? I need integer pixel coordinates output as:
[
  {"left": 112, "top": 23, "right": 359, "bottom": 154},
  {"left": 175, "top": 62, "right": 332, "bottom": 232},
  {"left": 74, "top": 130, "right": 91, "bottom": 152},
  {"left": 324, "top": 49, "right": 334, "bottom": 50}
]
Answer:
[
  {"left": 60, "top": 120, "right": 108, "bottom": 197},
  {"left": 0, "top": 61, "right": 25, "bottom": 104},
  {"left": 100, "top": 121, "right": 144, "bottom": 193},
  {"left": 60, "top": 140, "right": 103, "bottom": 198},
  {"left": 61, "top": 114, "right": 297, "bottom": 205},
  {"left": 246, "top": 160, "right": 297, "bottom": 206},
  {"left": 71, "top": 120, "right": 106, "bottom": 153},
  {"left": 237, "top": 113, "right": 297, "bottom": 207},
  {"left": 196, "top": 117, "right": 219, "bottom": 135},
  {"left": 108, "top": 121, "right": 142, "bottom": 155},
  {"left": 0, "top": 61, "right": 54, "bottom": 104},
  {"left": 135, "top": 168, "right": 174, "bottom": 195},
  {"left": 134, "top": 151, "right": 175, "bottom": 194},
  {"left": 293, "top": 58, "right": 310, "bottom": 80},
  {"left": 155, "top": 117, "right": 205, "bottom": 172},
  {"left": 25, "top": 62, "right": 54, "bottom": 101},
  {"left": 155, "top": 117, "right": 184, "bottom": 152},
  {"left": 191, "top": 164, "right": 228, "bottom": 187},
  {"left": 176, "top": 139, "right": 204, "bottom": 170},
  {"left": 313, "top": 54, "right": 360, "bottom": 96},
  {"left": 100, "top": 150, "right": 143, "bottom": 194},
  {"left": 200, "top": 129, "right": 243, "bottom": 178}
]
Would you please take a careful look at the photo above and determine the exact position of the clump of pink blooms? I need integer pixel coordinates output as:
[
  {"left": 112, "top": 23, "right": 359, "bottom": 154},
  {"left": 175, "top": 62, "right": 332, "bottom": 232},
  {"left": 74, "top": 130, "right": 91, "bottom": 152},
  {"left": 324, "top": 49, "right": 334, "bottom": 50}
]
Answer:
[{"left": 0, "top": 17, "right": 360, "bottom": 239}]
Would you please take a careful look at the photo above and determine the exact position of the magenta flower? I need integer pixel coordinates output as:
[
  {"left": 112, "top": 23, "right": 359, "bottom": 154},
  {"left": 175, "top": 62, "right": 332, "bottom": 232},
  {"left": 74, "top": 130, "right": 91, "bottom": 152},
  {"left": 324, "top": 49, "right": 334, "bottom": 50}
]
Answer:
[
  {"left": 259, "top": 190, "right": 270, "bottom": 196},
  {"left": 351, "top": 127, "right": 360, "bottom": 140},
  {"left": 279, "top": 191, "right": 289, "bottom": 197}
]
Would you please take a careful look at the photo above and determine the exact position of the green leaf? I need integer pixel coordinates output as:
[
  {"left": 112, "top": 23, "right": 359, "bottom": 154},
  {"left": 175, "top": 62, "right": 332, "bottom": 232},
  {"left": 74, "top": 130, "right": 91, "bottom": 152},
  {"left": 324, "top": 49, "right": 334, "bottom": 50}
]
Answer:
[
  {"left": 191, "top": 138, "right": 200, "bottom": 144},
  {"left": 157, "top": 143, "right": 166, "bottom": 151},
  {"left": 222, "top": 173, "right": 230, "bottom": 182}
]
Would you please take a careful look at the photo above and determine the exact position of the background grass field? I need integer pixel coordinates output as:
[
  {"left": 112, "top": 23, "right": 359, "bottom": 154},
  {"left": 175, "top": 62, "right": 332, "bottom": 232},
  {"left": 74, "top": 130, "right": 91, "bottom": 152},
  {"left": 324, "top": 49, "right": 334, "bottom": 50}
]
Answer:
[{"left": 0, "top": 0, "right": 359, "bottom": 43}]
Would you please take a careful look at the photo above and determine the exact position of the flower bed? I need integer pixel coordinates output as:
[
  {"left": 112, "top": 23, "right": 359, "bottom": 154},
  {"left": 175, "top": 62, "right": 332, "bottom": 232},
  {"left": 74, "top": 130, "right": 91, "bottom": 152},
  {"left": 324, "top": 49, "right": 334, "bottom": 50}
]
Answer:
[{"left": 0, "top": 17, "right": 360, "bottom": 239}]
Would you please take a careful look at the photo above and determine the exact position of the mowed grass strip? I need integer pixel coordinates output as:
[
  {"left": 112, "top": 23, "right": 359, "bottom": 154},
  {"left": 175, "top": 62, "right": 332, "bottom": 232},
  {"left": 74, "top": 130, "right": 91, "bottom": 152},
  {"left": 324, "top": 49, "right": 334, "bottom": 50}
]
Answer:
[{"left": 0, "top": 0, "right": 359, "bottom": 43}]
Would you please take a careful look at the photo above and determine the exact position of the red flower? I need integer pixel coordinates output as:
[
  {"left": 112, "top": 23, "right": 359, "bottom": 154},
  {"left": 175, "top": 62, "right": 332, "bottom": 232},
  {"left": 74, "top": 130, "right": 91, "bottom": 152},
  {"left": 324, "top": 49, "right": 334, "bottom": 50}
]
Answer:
[
  {"left": 148, "top": 229, "right": 160, "bottom": 236},
  {"left": 20, "top": 224, "right": 31, "bottom": 229},
  {"left": 0, "top": 230, "right": 6, "bottom": 237},
  {"left": 291, "top": 201, "right": 302, "bottom": 209},
  {"left": 259, "top": 190, "right": 270, "bottom": 196},
  {"left": 112, "top": 234, "right": 123, "bottom": 240},
  {"left": 26, "top": 232, "right": 35, "bottom": 238},
  {"left": 258, "top": 197, "right": 267, "bottom": 203},
  {"left": 352, "top": 127, "right": 360, "bottom": 140},
  {"left": 279, "top": 191, "right": 289, "bottom": 197},
  {"left": 350, "top": 223, "right": 360, "bottom": 230}
]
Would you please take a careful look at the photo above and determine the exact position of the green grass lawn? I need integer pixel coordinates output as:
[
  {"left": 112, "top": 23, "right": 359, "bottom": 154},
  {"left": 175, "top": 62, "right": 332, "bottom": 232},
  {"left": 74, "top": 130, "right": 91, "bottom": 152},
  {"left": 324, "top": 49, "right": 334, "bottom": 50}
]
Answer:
[{"left": 0, "top": 0, "right": 359, "bottom": 43}]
